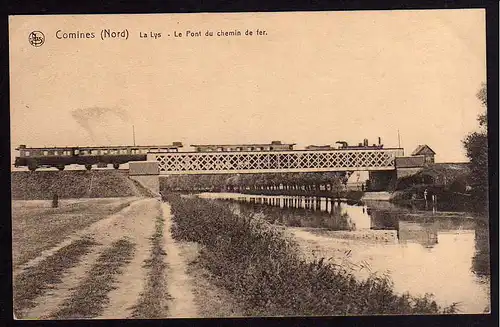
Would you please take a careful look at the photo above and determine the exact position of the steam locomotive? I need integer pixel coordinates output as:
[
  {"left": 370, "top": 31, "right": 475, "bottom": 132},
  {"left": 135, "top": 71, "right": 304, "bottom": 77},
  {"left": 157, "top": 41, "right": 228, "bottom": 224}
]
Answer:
[{"left": 306, "top": 138, "right": 384, "bottom": 150}]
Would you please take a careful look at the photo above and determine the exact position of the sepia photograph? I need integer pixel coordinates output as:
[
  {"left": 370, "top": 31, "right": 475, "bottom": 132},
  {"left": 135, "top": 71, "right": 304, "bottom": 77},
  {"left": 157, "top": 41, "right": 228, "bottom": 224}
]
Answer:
[{"left": 9, "top": 10, "right": 491, "bottom": 319}]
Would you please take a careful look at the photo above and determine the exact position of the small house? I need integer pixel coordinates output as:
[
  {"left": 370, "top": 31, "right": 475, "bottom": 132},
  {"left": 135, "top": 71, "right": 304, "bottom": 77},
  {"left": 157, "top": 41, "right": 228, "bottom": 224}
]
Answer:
[{"left": 411, "top": 145, "right": 436, "bottom": 164}]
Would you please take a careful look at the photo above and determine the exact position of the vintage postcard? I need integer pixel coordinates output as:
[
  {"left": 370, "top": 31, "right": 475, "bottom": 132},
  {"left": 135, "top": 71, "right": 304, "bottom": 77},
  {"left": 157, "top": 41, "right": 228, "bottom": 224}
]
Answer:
[{"left": 9, "top": 10, "right": 490, "bottom": 319}]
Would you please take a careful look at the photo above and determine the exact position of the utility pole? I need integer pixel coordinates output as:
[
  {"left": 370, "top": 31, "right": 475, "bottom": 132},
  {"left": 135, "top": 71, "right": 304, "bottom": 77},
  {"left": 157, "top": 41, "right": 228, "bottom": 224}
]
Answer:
[
  {"left": 397, "top": 130, "right": 401, "bottom": 148},
  {"left": 133, "top": 125, "right": 136, "bottom": 146}
]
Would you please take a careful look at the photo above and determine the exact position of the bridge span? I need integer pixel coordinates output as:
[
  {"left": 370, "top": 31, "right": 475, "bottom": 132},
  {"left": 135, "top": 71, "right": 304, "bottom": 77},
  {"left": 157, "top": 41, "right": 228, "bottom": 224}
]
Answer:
[{"left": 147, "top": 148, "right": 405, "bottom": 175}]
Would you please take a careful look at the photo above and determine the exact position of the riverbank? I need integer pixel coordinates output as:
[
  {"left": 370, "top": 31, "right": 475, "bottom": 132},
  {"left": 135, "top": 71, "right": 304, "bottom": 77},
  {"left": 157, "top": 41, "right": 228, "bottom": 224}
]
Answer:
[
  {"left": 199, "top": 192, "right": 490, "bottom": 313},
  {"left": 165, "top": 193, "right": 457, "bottom": 315},
  {"left": 389, "top": 185, "right": 484, "bottom": 213}
]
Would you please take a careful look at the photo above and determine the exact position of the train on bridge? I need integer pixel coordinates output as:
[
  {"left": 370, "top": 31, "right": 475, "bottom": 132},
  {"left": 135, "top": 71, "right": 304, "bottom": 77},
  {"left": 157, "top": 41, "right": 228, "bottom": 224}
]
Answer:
[
  {"left": 14, "top": 138, "right": 386, "bottom": 171},
  {"left": 14, "top": 143, "right": 183, "bottom": 171}
]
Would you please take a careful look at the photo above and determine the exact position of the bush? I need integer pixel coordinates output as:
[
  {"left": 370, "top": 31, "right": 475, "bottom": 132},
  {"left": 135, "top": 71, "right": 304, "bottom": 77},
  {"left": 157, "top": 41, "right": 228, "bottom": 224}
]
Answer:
[{"left": 166, "top": 194, "right": 455, "bottom": 315}]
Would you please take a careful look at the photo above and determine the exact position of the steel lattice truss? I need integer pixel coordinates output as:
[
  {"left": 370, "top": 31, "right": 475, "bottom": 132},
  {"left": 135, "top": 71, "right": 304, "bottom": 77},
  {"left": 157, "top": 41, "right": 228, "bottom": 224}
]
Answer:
[{"left": 148, "top": 149, "right": 404, "bottom": 175}]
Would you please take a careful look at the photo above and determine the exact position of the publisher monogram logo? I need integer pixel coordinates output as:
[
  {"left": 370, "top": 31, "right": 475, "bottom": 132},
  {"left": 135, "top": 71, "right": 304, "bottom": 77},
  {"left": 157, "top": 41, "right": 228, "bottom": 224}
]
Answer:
[{"left": 29, "top": 31, "right": 45, "bottom": 47}]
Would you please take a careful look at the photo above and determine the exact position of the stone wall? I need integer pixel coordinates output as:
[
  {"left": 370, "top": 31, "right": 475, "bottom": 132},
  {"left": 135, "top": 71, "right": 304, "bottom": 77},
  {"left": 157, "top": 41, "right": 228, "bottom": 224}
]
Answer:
[{"left": 129, "top": 161, "right": 159, "bottom": 175}]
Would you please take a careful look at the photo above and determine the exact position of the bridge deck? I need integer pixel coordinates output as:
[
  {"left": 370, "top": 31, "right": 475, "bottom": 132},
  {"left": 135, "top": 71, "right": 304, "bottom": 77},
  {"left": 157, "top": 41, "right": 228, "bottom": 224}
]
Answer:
[{"left": 148, "top": 148, "right": 404, "bottom": 175}]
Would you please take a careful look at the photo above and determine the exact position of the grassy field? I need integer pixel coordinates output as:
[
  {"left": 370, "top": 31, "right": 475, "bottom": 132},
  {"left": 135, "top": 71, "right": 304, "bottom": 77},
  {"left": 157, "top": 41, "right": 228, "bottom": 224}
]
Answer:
[{"left": 12, "top": 198, "right": 136, "bottom": 268}]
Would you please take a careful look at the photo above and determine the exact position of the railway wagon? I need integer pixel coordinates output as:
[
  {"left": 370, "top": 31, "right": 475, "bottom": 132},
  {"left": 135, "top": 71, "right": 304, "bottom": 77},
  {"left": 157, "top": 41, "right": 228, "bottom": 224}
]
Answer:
[
  {"left": 14, "top": 143, "right": 182, "bottom": 171},
  {"left": 191, "top": 141, "right": 296, "bottom": 152}
]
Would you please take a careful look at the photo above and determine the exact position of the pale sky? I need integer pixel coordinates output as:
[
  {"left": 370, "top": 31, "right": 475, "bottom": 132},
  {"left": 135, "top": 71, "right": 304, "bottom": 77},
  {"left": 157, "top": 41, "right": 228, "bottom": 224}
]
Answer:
[{"left": 9, "top": 10, "right": 486, "bottom": 163}]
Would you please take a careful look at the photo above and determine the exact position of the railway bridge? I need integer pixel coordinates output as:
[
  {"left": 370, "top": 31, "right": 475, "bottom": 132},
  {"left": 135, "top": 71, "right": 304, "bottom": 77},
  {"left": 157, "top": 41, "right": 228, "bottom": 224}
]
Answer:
[
  {"left": 130, "top": 148, "right": 408, "bottom": 194},
  {"left": 149, "top": 148, "right": 404, "bottom": 174}
]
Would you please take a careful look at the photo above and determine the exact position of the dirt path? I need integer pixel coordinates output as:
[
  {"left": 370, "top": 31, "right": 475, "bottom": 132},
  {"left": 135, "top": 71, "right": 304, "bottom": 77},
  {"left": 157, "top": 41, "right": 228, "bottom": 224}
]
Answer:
[
  {"left": 14, "top": 198, "right": 159, "bottom": 319},
  {"left": 97, "top": 199, "right": 159, "bottom": 319},
  {"left": 22, "top": 242, "right": 107, "bottom": 319},
  {"left": 161, "top": 203, "right": 199, "bottom": 318},
  {"left": 14, "top": 197, "right": 246, "bottom": 319}
]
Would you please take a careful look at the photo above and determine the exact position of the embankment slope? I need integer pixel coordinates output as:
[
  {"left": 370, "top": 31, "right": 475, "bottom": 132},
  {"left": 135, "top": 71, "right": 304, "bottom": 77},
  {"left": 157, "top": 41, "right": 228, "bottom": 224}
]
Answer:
[{"left": 11, "top": 170, "right": 154, "bottom": 200}]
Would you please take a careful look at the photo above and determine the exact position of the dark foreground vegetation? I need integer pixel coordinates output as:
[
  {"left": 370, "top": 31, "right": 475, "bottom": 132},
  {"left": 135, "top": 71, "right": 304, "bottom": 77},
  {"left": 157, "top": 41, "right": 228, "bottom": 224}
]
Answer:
[
  {"left": 166, "top": 194, "right": 457, "bottom": 315},
  {"left": 11, "top": 170, "right": 152, "bottom": 200}
]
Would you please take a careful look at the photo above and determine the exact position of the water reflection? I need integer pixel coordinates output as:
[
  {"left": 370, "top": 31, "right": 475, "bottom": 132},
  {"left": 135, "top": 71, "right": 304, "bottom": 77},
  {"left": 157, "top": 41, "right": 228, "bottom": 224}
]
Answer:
[
  {"left": 202, "top": 193, "right": 479, "bottom": 247},
  {"left": 236, "top": 197, "right": 360, "bottom": 231}
]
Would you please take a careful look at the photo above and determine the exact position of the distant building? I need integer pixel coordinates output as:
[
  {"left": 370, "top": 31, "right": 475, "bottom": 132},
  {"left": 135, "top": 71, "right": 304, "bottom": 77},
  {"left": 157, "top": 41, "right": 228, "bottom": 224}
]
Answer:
[
  {"left": 395, "top": 156, "right": 426, "bottom": 179},
  {"left": 411, "top": 145, "right": 436, "bottom": 164},
  {"left": 191, "top": 141, "right": 295, "bottom": 152},
  {"left": 394, "top": 145, "right": 435, "bottom": 179}
]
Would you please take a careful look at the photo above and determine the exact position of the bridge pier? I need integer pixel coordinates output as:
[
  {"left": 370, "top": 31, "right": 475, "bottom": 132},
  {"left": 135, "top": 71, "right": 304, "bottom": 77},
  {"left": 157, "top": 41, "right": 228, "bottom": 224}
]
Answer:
[
  {"left": 368, "top": 171, "right": 397, "bottom": 191},
  {"left": 129, "top": 161, "right": 160, "bottom": 196}
]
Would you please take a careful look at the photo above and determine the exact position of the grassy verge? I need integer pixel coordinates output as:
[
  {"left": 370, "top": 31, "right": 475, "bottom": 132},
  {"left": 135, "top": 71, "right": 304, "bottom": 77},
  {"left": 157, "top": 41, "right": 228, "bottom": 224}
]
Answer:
[
  {"left": 166, "top": 193, "right": 457, "bottom": 316},
  {"left": 53, "top": 238, "right": 135, "bottom": 319},
  {"left": 14, "top": 237, "right": 97, "bottom": 318},
  {"left": 130, "top": 215, "right": 170, "bottom": 318}
]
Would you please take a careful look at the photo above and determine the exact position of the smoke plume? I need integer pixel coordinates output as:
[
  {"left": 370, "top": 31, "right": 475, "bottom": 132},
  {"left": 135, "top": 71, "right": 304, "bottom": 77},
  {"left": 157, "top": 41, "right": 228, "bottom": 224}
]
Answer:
[{"left": 71, "top": 107, "right": 130, "bottom": 144}]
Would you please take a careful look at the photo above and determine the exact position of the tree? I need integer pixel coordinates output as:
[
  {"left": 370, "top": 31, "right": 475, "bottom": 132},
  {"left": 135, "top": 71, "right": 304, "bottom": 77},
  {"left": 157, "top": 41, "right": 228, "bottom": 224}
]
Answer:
[{"left": 463, "top": 83, "right": 488, "bottom": 212}]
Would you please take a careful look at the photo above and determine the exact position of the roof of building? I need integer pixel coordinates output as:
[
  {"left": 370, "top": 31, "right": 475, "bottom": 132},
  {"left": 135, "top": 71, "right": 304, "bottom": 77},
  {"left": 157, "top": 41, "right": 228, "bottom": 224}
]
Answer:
[{"left": 411, "top": 144, "right": 436, "bottom": 156}]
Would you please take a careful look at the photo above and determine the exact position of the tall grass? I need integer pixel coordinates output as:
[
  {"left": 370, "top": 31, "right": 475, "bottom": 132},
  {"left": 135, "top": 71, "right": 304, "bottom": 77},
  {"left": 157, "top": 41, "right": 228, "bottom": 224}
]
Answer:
[{"left": 166, "top": 193, "right": 457, "bottom": 316}]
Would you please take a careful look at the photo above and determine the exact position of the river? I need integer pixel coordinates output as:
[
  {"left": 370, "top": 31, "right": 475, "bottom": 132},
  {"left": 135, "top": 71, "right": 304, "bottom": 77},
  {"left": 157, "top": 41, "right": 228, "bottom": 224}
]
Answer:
[{"left": 198, "top": 192, "right": 491, "bottom": 314}]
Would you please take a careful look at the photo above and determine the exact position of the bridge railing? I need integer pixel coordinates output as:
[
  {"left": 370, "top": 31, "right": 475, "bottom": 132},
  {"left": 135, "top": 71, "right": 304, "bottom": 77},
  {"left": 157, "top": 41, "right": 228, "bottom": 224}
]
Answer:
[{"left": 147, "top": 148, "right": 404, "bottom": 175}]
